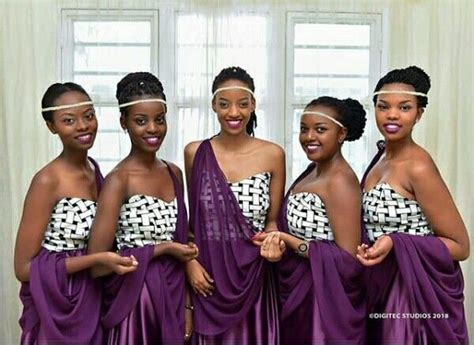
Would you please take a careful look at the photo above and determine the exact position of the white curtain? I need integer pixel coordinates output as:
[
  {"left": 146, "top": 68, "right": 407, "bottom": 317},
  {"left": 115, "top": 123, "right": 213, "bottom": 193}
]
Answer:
[{"left": 1, "top": 0, "right": 472, "bottom": 343}]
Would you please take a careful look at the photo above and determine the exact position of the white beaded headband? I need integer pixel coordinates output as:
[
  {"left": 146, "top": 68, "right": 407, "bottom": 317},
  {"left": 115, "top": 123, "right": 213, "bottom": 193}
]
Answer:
[
  {"left": 41, "top": 101, "right": 93, "bottom": 112},
  {"left": 118, "top": 98, "right": 167, "bottom": 108},
  {"left": 301, "top": 111, "right": 344, "bottom": 128},
  {"left": 212, "top": 86, "right": 255, "bottom": 99},
  {"left": 373, "top": 90, "right": 428, "bottom": 97}
]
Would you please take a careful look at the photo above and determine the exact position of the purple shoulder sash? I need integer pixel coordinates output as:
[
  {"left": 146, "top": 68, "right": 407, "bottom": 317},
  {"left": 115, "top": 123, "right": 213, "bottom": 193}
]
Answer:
[{"left": 189, "top": 139, "right": 267, "bottom": 335}]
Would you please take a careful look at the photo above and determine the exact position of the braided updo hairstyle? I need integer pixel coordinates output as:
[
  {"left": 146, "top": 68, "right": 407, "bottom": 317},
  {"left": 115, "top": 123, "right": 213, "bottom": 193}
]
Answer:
[
  {"left": 41, "top": 82, "right": 91, "bottom": 122},
  {"left": 304, "top": 96, "right": 367, "bottom": 142},
  {"left": 373, "top": 66, "right": 431, "bottom": 108},
  {"left": 211, "top": 66, "right": 257, "bottom": 136},
  {"left": 116, "top": 72, "right": 166, "bottom": 116}
]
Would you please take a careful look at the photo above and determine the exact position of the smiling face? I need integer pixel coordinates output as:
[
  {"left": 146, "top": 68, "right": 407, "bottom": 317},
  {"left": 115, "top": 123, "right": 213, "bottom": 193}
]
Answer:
[
  {"left": 120, "top": 98, "right": 167, "bottom": 154},
  {"left": 299, "top": 105, "right": 347, "bottom": 162},
  {"left": 212, "top": 79, "right": 255, "bottom": 136},
  {"left": 46, "top": 91, "right": 97, "bottom": 151},
  {"left": 375, "top": 83, "right": 423, "bottom": 142}
]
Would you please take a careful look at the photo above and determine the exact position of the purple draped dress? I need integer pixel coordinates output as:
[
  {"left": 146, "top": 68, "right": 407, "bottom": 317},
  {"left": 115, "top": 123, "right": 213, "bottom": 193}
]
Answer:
[
  {"left": 19, "top": 157, "right": 105, "bottom": 345},
  {"left": 189, "top": 139, "right": 279, "bottom": 345},
  {"left": 276, "top": 163, "right": 366, "bottom": 345},
  {"left": 363, "top": 141, "right": 469, "bottom": 345},
  {"left": 101, "top": 162, "right": 187, "bottom": 345}
]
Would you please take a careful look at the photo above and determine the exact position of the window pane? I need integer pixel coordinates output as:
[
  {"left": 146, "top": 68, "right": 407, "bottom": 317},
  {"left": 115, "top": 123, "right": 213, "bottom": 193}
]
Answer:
[
  {"left": 295, "top": 23, "right": 370, "bottom": 46},
  {"left": 74, "top": 74, "right": 123, "bottom": 99},
  {"left": 294, "top": 77, "right": 369, "bottom": 99},
  {"left": 294, "top": 48, "right": 369, "bottom": 75},
  {"left": 74, "top": 21, "right": 151, "bottom": 43},
  {"left": 89, "top": 132, "right": 123, "bottom": 160},
  {"left": 96, "top": 107, "right": 121, "bottom": 130},
  {"left": 74, "top": 46, "right": 150, "bottom": 72}
]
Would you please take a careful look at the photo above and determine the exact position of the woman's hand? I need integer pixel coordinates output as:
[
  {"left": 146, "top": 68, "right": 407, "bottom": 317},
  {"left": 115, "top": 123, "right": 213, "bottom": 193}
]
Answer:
[
  {"left": 185, "top": 259, "right": 214, "bottom": 297},
  {"left": 166, "top": 242, "right": 199, "bottom": 262},
  {"left": 253, "top": 231, "right": 286, "bottom": 261},
  {"left": 99, "top": 252, "right": 139, "bottom": 275},
  {"left": 356, "top": 235, "right": 393, "bottom": 266}
]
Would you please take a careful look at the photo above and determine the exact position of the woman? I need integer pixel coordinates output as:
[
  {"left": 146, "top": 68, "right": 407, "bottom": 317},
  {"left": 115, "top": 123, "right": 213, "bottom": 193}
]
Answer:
[
  {"left": 87, "top": 72, "right": 197, "bottom": 345},
  {"left": 184, "top": 66, "right": 285, "bottom": 344},
  {"left": 255, "top": 96, "right": 367, "bottom": 344},
  {"left": 357, "top": 66, "right": 469, "bottom": 344},
  {"left": 14, "top": 82, "right": 137, "bottom": 344}
]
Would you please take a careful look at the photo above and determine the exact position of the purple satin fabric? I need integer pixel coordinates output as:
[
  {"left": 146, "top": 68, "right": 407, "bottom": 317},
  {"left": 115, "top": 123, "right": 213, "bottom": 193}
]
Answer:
[
  {"left": 366, "top": 234, "right": 468, "bottom": 345},
  {"left": 19, "top": 249, "right": 104, "bottom": 345},
  {"left": 363, "top": 144, "right": 468, "bottom": 344},
  {"left": 101, "top": 163, "right": 187, "bottom": 345},
  {"left": 18, "top": 157, "right": 105, "bottom": 345},
  {"left": 189, "top": 139, "right": 279, "bottom": 343},
  {"left": 277, "top": 163, "right": 366, "bottom": 345}
]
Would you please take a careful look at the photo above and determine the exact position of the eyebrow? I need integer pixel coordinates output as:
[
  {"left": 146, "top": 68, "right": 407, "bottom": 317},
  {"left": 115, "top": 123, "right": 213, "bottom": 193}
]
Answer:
[
  {"left": 378, "top": 99, "right": 413, "bottom": 104},
  {"left": 132, "top": 111, "right": 166, "bottom": 117},
  {"left": 217, "top": 96, "right": 251, "bottom": 102}
]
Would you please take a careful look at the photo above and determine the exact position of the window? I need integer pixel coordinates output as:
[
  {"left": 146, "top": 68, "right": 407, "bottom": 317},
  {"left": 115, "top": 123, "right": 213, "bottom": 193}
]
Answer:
[
  {"left": 286, "top": 13, "right": 383, "bottom": 181},
  {"left": 60, "top": 8, "right": 384, "bottom": 180},
  {"left": 172, "top": 13, "right": 270, "bottom": 168},
  {"left": 61, "top": 10, "right": 159, "bottom": 173}
]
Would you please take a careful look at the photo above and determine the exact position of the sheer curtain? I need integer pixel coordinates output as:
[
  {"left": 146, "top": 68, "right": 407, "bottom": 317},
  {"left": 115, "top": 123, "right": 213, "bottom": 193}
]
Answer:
[{"left": 1, "top": 0, "right": 473, "bottom": 343}]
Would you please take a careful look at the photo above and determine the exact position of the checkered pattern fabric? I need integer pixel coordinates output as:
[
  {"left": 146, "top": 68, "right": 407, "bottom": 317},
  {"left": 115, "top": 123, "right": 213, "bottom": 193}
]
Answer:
[
  {"left": 42, "top": 197, "right": 96, "bottom": 252},
  {"left": 287, "top": 192, "right": 334, "bottom": 241},
  {"left": 363, "top": 183, "right": 433, "bottom": 243},
  {"left": 116, "top": 194, "right": 177, "bottom": 249},
  {"left": 228, "top": 172, "right": 271, "bottom": 233}
]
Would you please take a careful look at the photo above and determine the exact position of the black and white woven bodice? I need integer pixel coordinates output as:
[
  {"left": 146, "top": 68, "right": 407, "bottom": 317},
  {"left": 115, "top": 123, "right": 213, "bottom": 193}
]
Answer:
[
  {"left": 228, "top": 172, "right": 271, "bottom": 232},
  {"left": 42, "top": 197, "right": 96, "bottom": 252},
  {"left": 363, "top": 183, "right": 433, "bottom": 243},
  {"left": 116, "top": 194, "right": 177, "bottom": 249},
  {"left": 287, "top": 192, "right": 334, "bottom": 241}
]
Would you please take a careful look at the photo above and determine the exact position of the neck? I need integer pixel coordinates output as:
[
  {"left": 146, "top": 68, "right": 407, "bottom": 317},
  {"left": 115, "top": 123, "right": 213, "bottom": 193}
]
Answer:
[
  {"left": 214, "top": 131, "right": 252, "bottom": 150},
  {"left": 128, "top": 146, "right": 160, "bottom": 169},
  {"left": 59, "top": 148, "right": 90, "bottom": 168},
  {"left": 384, "top": 135, "right": 415, "bottom": 159},
  {"left": 313, "top": 149, "right": 344, "bottom": 177}
]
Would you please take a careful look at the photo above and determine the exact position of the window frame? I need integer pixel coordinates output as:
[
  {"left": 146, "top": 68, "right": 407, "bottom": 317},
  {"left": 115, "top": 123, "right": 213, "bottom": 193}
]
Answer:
[{"left": 285, "top": 11, "right": 384, "bottom": 181}]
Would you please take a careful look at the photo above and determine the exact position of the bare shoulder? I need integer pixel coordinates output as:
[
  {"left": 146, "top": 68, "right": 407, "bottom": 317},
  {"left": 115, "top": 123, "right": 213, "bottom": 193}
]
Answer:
[
  {"left": 101, "top": 165, "right": 128, "bottom": 194},
  {"left": 406, "top": 147, "right": 440, "bottom": 182},
  {"left": 30, "top": 161, "right": 61, "bottom": 192},
  {"left": 327, "top": 167, "right": 360, "bottom": 196},
  {"left": 184, "top": 140, "right": 204, "bottom": 158},
  {"left": 253, "top": 138, "right": 285, "bottom": 158}
]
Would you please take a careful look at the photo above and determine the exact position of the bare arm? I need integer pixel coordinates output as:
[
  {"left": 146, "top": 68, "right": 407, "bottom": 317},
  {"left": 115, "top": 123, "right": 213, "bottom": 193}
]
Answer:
[
  {"left": 264, "top": 145, "right": 286, "bottom": 231},
  {"left": 323, "top": 173, "right": 362, "bottom": 257},
  {"left": 87, "top": 172, "right": 138, "bottom": 276},
  {"left": 410, "top": 158, "right": 469, "bottom": 261},
  {"left": 14, "top": 173, "right": 58, "bottom": 282}
]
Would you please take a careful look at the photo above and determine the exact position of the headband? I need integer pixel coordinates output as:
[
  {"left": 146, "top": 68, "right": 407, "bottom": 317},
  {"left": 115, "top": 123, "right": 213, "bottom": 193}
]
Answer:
[
  {"left": 212, "top": 86, "right": 255, "bottom": 99},
  {"left": 373, "top": 90, "right": 428, "bottom": 97},
  {"left": 118, "top": 98, "right": 167, "bottom": 108},
  {"left": 301, "top": 111, "right": 344, "bottom": 128},
  {"left": 41, "top": 101, "right": 93, "bottom": 112}
]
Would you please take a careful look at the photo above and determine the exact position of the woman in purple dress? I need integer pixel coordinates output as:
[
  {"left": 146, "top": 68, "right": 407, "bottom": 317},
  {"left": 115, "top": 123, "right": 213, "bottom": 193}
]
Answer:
[
  {"left": 255, "top": 96, "right": 367, "bottom": 344},
  {"left": 357, "top": 66, "right": 469, "bottom": 344},
  {"left": 87, "top": 72, "right": 198, "bottom": 345},
  {"left": 14, "top": 82, "right": 137, "bottom": 344},
  {"left": 184, "top": 66, "right": 286, "bottom": 345}
]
